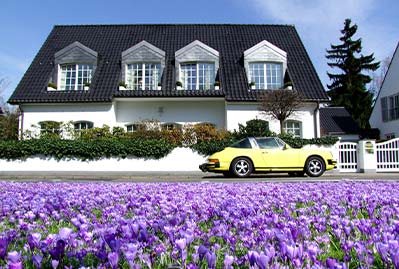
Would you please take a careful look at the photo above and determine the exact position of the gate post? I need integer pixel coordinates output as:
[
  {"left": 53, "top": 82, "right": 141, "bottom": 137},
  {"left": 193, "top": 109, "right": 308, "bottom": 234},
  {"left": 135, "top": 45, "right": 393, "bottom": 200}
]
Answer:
[{"left": 358, "top": 140, "right": 377, "bottom": 173}]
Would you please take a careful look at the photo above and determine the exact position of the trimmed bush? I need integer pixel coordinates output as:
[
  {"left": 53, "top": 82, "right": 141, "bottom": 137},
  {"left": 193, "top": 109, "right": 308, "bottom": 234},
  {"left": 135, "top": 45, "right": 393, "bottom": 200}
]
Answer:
[
  {"left": 0, "top": 138, "right": 175, "bottom": 161},
  {"left": 233, "top": 119, "right": 271, "bottom": 139}
]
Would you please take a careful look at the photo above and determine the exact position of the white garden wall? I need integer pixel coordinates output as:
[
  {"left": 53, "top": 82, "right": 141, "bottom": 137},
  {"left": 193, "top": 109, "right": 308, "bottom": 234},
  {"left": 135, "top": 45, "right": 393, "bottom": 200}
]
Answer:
[{"left": 0, "top": 148, "right": 207, "bottom": 172}]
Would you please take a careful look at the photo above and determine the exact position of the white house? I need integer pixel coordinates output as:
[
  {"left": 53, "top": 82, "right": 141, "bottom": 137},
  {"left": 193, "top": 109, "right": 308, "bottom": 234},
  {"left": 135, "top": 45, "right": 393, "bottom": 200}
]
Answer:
[
  {"left": 9, "top": 24, "right": 332, "bottom": 138},
  {"left": 370, "top": 42, "right": 399, "bottom": 139}
]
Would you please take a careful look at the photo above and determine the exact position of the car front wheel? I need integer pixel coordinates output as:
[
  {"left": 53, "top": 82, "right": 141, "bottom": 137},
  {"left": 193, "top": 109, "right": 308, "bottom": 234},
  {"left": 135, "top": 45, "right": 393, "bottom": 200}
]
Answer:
[
  {"left": 231, "top": 157, "right": 253, "bottom": 178},
  {"left": 305, "top": 156, "right": 325, "bottom": 177}
]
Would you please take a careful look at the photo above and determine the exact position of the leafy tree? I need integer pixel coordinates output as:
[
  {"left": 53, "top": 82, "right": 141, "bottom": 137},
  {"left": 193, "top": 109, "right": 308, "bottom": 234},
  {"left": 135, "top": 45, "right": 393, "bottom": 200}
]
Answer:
[
  {"left": 326, "top": 18, "right": 380, "bottom": 129},
  {"left": 258, "top": 89, "right": 303, "bottom": 134},
  {"left": 0, "top": 109, "right": 19, "bottom": 140}
]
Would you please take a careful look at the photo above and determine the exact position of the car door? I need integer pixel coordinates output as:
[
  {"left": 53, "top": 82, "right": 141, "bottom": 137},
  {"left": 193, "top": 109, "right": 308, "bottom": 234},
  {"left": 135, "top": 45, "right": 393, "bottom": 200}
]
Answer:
[{"left": 256, "top": 138, "right": 301, "bottom": 170}]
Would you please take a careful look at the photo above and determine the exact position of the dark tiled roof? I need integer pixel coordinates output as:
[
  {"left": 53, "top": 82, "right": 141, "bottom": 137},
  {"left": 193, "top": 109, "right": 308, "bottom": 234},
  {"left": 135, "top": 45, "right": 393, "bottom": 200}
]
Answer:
[
  {"left": 9, "top": 24, "right": 329, "bottom": 104},
  {"left": 320, "top": 107, "right": 360, "bottom": 135}
]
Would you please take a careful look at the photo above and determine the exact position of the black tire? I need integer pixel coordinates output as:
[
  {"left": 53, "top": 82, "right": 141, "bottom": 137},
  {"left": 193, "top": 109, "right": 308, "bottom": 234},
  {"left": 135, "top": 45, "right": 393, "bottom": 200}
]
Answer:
[
  {"left": 231, "top": 157, "right": 253, "bottom": 178},
  {"left": 305, "top": 156, "right": 325, "bottom": 177}
]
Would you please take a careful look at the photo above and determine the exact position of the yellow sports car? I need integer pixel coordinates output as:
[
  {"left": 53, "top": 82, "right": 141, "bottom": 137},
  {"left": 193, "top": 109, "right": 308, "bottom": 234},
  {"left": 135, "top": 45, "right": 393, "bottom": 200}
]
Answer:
[{"left": 199, "top": 137, "right": 337, "bottom": 177}]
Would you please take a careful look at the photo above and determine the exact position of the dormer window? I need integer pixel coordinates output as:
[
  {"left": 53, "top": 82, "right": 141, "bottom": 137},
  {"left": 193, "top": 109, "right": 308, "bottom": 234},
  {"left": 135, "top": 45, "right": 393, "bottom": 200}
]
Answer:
[
  {"left": 53, "top": 42, "right": 98, "bottom": 91},
  {"left": 60, "top": 64, "right": 94, "bottom": 91},
  {"left": 244, "top": 40, "right": 287, "bottom": 90},
  {"left": 175, "top": 40, "right": 219, "bottom": 90},
  {"left": 126, "top": 63, "right": 161, "bottom": 90},
  {"left": 248, "top": 62, "right": 283, "bottom": 90},
  {"left": 180, "top": 62, "right": 215, "bottom": 90},
  {"left": 121, "top": 41, "right": 165, "bottom": 90}
]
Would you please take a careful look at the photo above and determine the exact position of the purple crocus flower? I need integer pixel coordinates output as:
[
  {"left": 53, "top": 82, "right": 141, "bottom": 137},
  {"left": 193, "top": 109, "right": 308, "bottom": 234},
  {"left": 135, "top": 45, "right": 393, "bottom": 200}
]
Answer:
[
  {"left": 248, "top": 250, "right": 259, "bottom": 266},
  {"left": 108, "top": 252, "right": 119, "bottom": 269},
  {"left": 51, "top": 259, "right": 59, "bottom": 269},
  {"left": 206, "top": 251, "right": 216, "bottom": 269},
  {"left": 8, "top": 251, "right": 22, "bottom": 269},
  {"left": 58, "top": 227, "right": 72, "bottom": 241},
  {"left": 326, "top": 258, "right": 336, "bottom": 269},
  {"left": 256, "top": 252, "right": 270, "bottom": 269},
  {"left": 223, "top": 254, "right": 234, "bottom": 269},
  {"left": 0, "top": 236, "right": 9, "bottom": 259},
  {"left": 28, "top": 232, "right": 42, "bottom": 251},
  {"left": 198, "top": 245, "right": 208, "bottom": 261},
  {"left": 176, "top": 238, "right": 186, "bottom": 250},
  {"left": 32, "top": 254, "right": 43, "bottom": 269}
]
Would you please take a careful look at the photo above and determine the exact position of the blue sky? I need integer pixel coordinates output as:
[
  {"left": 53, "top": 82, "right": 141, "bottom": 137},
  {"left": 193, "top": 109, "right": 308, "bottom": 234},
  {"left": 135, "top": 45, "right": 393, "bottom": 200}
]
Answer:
[{"left": 1, "top": 0, "right": 398, "bottom": 101}]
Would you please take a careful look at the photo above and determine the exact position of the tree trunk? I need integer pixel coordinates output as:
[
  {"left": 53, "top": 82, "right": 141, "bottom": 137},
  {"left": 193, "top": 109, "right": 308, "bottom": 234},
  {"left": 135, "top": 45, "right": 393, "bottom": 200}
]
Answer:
[{"left": 280, "top": 120, "right": 284, "bottom": 135}]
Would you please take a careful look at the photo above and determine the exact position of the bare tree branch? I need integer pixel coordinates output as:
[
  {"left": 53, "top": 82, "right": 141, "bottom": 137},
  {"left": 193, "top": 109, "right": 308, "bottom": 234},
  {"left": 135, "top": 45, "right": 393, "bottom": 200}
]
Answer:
[
  {"left": 258, "top": 90, "right": 303, "bottom": 134},
  {"left": 0, "top": 77, "right": 11, "bottom": 112}
]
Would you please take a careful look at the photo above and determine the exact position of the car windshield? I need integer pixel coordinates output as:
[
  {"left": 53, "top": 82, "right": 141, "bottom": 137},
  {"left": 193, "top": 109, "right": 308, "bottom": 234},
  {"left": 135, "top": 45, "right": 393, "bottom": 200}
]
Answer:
[{"left": 230, "top": 138, "right": 252, "bottom": 149}]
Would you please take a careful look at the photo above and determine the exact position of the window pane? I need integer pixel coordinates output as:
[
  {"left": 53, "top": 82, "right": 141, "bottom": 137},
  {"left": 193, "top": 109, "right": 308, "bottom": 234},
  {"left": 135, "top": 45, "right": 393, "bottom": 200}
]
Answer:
[
  {"left": 249, "top": 63, "right": 265, "bottom": 89},
  {"left": 284, "top": 121, "right": 302, "bottom": 138},
  {"left": 60, "top": 64, "right": 93, "bottom": 91},
  {"left": 144, "top": 63, "right": 161, "bottom": 90},
  {"left": 198, "top": 63, "right": 215, "bottom": 90},
  {"left": 127, "top": 63, "right": 143, "bottom": 90},
  {"left": 181, "top": 64, "right": 197, "bottom": 90},
  {"left": 249, "top": 62, "right": 283, "bottom": 90}
]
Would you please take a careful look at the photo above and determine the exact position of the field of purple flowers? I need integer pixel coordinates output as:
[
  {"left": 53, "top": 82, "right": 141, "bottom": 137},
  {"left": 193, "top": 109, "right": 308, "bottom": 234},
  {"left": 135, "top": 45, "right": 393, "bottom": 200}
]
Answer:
[{"left": 0, "top": 181, "right": 398, "bottom": 268}]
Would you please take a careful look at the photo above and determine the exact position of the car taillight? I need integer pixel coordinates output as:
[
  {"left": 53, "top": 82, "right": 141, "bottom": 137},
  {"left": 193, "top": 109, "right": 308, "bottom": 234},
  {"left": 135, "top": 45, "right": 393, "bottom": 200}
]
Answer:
[{"left": 209, "top": 159, "right": 219, "bottom": 163}]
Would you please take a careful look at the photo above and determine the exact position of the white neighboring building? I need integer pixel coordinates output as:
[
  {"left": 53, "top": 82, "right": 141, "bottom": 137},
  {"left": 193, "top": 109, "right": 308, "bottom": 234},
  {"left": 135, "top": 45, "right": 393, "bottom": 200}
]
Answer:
[
  {"left": 370, "top": 42, "right": 399, "bottom": 139},
  {"left": 9, "top": 24, "right": 331, "bottom": 138}
]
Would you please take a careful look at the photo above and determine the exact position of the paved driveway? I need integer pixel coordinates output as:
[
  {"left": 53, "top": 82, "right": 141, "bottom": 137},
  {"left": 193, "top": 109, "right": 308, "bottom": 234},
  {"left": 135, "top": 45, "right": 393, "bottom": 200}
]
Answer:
[{"left": 0, "top": 171, "right": 398, "bottom": 182}]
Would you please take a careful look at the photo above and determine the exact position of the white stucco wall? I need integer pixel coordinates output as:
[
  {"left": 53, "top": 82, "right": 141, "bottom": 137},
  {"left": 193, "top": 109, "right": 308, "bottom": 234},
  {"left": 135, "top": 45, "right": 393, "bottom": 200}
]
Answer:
[
  {"left": 20, "top": 99, "right": 226, "bottom": 135},
  {"left": 114, "top": 99, "right": 225, "bottom": 128},
  {"left": 225, "top": 102, "right": 318, "bottom": 138},
  {"left": 370, "top": 44, "right": 399, "bottom": 139},
  {"left": 20, "top": 103, "right": 116, "bottom": 136}
]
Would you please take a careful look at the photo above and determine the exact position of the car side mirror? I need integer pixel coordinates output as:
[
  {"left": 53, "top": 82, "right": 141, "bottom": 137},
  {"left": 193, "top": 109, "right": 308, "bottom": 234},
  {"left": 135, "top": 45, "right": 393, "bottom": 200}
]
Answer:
[{"left": 283, "top": 144, "right": 288, "bottom": 150}]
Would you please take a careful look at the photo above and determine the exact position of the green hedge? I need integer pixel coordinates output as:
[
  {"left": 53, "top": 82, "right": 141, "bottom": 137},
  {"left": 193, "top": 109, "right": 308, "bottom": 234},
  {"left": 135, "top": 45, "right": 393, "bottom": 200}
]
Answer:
[
  {"left": 189, "top": 135, "right": 339, "bottom": 156},
  {"left": 0, "top": 138, "right": 175, "bottom": 161}
]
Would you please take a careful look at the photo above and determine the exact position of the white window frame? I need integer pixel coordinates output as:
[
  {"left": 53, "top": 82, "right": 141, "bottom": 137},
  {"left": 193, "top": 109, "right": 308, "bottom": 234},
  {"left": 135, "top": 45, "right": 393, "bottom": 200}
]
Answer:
[
  {"left": 73, "top": 121, "right": 93, "bottom": 131},
  {"left": 39, "top": 121, "right": 62, "bottom": 135},
  {"left": 161, "top": 122, "right": 182, "bottom": 131},
  {"left": 382, "top": 94, "right": 399, "bottom": 122},
  {"left": 284, "top": 120, "right": 302, "bottom": 138},
  {"left": 126, "top": 123, "right": 145, "bottom": 133},
  {"left": 179, "top": 62, "right": 215, "bottom": 90},
  {"left": 125, "top": 62, "right": 161, "bottom": 90},
  {"left": 248, "top": 62, "right": 283, "bottom": 90},
  {"left": 58, "top": 64, "right": 94, "bottom": 91}
]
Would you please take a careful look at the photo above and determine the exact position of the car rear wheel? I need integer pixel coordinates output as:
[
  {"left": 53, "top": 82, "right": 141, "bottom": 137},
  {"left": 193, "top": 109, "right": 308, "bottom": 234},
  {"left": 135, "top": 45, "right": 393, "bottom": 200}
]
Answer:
[
  {"left": 305, "top": 156, "right": 325, "bottom": 177},
  {"left": 231, "top": 157, "right": 253, "bottom": 178}
]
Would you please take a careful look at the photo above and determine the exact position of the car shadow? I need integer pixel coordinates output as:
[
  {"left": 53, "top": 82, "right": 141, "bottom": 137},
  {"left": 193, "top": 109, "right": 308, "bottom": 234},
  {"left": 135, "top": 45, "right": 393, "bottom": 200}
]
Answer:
[{"left": 201, "top": 173, "right": 309, "bottom": 180}]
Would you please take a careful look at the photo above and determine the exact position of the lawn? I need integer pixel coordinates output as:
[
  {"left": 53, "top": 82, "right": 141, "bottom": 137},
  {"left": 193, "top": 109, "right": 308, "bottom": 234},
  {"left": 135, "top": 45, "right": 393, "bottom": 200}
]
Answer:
[{"left": 0, "top": 181, "right": 398, "bottom": 268}]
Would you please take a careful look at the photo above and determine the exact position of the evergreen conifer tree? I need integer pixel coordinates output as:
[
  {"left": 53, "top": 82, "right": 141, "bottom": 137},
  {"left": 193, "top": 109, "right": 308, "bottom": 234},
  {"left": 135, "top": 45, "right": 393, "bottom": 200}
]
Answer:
[{"left": 326, "top": 19, "right": 379, "bottom": 129}]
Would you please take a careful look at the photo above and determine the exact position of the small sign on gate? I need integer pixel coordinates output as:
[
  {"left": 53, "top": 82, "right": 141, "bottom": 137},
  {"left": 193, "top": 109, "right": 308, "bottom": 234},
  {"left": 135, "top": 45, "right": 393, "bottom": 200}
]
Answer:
[{"left": 365, "top": 141, "right": 374, "bottom": 154}]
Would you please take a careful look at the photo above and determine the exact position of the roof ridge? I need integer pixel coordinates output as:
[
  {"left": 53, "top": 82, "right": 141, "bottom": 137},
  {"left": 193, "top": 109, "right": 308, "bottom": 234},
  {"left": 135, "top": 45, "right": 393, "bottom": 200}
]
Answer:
[{"left": 53, "top": 23, "right": 296, "bottom": 27}]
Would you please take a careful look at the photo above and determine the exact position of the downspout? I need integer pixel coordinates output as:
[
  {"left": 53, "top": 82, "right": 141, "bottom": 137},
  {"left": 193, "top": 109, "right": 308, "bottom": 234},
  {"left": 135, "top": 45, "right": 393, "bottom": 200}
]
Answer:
[
  {"left": 19, "top": 105, "right": 24, "bottom": 140},
  {"left": 313, "top": 101, "right": 320, "bottom": 138}
]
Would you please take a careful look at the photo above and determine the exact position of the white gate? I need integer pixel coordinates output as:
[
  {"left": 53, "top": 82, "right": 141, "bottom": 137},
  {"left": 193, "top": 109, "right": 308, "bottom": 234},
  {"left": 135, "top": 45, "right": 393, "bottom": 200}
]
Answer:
[
  {"left": 376, "top": 138, "right": 399, "bottom": 172},
  {"left": 338, "top": 142, "right": 358, "bottom": 172}
]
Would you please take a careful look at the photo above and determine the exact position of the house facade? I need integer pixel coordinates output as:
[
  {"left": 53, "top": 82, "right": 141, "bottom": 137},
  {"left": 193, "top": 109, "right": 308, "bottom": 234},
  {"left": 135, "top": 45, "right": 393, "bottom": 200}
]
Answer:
[
  {"left": 370, "top": 42, "right": 399, "bottom": 139},
  {"left": 9, "top": 24, "right": 330, "bottom": 138}
]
